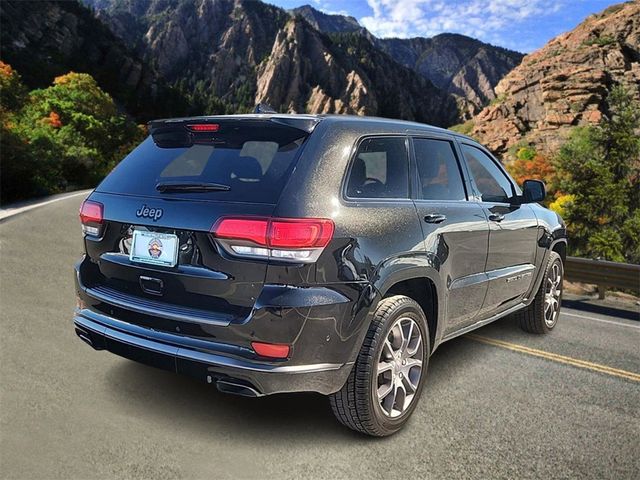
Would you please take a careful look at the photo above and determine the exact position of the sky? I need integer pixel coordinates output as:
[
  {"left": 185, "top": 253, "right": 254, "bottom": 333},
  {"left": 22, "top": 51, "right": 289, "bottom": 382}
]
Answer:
[{"left": 268, "top": 0, "right": 620, "bottom": 52}]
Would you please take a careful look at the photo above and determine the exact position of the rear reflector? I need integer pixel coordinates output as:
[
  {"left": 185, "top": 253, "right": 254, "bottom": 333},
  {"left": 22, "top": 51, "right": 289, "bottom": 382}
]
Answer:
[
  {"left": 79, "top": 200, "right": 103, "bottom": 236},
  {"left": 251, "top": 342, "right": 290, "bottom": 359},
  {"left": 187, "top": 123, "right": 220, "bottom": 132}
]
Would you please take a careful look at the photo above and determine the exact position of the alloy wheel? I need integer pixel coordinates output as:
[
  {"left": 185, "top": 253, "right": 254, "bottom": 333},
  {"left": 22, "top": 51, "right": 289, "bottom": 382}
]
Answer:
[
  {"left": 544, "top": 262, "right": 562, "bottom": 328},
  {"left": 375, "top": 316, "right": 424, "bottom": 418}
]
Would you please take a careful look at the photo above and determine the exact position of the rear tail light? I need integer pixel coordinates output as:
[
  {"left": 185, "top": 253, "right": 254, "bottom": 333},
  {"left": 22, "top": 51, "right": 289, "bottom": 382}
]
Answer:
[
  {"left": 212, "top": 217, "right": 334, "bottom": 263},
  {"left": 251, "top": 342, "right": 290, "bottom": 359},
  {"left": 79, "top": 200, "right": 103, "bottom": 236}
]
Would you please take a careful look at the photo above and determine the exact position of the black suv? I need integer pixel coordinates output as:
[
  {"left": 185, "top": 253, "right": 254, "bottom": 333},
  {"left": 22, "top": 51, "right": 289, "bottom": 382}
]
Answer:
[{"left": 74, "top": 114, "right": 567, "bottom": 436}]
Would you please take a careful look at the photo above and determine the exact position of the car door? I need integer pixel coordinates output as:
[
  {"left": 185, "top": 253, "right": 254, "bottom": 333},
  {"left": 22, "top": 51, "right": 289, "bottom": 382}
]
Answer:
[
  {"left": 459, "top": 142, "right": 539, "bottom": 317},
  {"left": 410, "top": 135, "right": 490, "bottom": 335}
]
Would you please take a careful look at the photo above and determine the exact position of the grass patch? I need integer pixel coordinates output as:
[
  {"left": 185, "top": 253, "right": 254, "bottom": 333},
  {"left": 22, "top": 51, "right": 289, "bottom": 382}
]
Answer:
[
  {"left": 449, "top": 120, "right": 475, "bottom": 136},
  {"left": 489, "top": 93, "right": 508, "bottom": 106},
  {"left": 583, "top": 36, "right": 616, "bottom": 47}
]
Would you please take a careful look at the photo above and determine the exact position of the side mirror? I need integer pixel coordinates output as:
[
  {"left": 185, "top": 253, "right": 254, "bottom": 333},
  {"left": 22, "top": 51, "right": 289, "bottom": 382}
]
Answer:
[{"left": 522, "top": 179, "right": 546, "bottom": 203}]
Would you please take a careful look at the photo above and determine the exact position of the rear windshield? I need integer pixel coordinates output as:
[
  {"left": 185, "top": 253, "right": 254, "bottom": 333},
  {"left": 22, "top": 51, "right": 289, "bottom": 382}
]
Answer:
[{"left": 97, "top": 122, "right": 308, "bottom": 203}]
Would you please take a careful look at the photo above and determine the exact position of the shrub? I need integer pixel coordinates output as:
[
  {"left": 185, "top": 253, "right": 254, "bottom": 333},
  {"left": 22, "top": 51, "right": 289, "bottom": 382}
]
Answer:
[{"left": 506, "top": 146, "right": 557, "bottom": 200}]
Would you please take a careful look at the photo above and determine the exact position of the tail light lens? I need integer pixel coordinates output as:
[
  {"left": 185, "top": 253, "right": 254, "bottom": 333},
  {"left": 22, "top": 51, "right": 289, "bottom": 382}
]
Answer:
[
  {"left": 212, "top": 217, "right": 334, "bottom": 263},
  {"left": 79, "top": 200, "right": 103, "bottom": 236}
]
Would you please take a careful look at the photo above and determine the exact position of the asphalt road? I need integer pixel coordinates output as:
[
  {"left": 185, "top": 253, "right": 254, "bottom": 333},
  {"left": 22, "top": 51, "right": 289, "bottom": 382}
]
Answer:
[{"left": 1, "top": 195, "right": 639, "bottom": 480}]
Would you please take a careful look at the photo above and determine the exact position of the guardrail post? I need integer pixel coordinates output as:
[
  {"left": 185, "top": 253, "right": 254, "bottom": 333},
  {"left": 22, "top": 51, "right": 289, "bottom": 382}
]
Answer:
[{"left": 597, "top": 284, "right": 606, "bottom": 300}]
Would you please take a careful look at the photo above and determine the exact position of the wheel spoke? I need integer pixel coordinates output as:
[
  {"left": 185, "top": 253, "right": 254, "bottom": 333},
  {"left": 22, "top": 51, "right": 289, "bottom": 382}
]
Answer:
[
  {"left": 377, "top": 361, "right": 393, "bottom": 375},
  {"left": 406, "top": 334, "right": 422, "bottom": 356},
  {"left": 401, "top": 321, "right": 413, "bottom": 353},
  {"left": 401, "top": 374, "right": 418, "bottom": 394},
  {"left": 383, "top": 339, "right": 394, "bottom": 360},
  {"left": 404, "top": 357, "right": 422, "bottom": 369},
  {"left": 394, "top": 382, "right": 408, "bottom": 414},
  {"left": 377, "top": 381, "right": 394, "bottom": 401}
]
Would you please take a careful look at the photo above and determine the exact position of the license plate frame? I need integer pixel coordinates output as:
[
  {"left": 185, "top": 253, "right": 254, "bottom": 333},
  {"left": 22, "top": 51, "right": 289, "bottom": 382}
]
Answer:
[{"left": 129, "top": 229, "right": 179, "bottom": 268}]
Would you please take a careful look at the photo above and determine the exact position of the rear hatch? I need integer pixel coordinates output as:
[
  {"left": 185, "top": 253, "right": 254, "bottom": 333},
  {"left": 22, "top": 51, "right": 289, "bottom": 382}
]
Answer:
[{"left": 79, "top": 117, "right": 317, "bottom": 329}]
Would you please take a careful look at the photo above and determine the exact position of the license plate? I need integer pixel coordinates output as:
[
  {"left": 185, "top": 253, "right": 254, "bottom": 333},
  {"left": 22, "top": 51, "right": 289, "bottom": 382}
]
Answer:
[{"left": 129, "top": 230, "right": 179, "bottom": 267}]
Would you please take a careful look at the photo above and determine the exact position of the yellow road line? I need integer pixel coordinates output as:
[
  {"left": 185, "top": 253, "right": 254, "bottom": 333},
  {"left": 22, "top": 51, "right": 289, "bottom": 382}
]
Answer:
[{"left": 466, "top": 334, "right": 640, "bottom": 383}]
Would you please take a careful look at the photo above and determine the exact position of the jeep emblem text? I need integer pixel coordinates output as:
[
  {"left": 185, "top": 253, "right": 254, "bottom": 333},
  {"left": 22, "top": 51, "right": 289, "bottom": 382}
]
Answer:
[{"left": 136, "top": 205, "right": 163, "bottom": 221}]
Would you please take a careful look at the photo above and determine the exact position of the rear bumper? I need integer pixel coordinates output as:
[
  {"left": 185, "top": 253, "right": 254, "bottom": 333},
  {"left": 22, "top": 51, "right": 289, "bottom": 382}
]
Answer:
[{"left": 74, "top": 308, "right": 354, "bottom": 395}]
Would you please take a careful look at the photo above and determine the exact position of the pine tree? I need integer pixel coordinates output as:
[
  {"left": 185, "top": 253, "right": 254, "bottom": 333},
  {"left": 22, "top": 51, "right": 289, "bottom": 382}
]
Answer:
[{"left": 556, "top": 86, "right": 640, "bottom": 263}]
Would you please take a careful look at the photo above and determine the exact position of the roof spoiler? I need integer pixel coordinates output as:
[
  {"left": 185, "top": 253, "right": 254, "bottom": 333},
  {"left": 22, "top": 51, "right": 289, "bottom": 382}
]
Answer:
[
  {"left": 148, "top": 116, "right": 321, "bottom": 135},
  {"left": 147, "top": 116, "right": 321, "bottom": 148}
]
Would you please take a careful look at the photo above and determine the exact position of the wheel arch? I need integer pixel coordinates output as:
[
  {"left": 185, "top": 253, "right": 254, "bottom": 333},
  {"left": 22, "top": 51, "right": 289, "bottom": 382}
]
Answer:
[
  {"left": 374, "top": 264, "right": 442, "bottom": 353},
  {"left": 552, "top": 239, "right": 567, "bottom": 263}
]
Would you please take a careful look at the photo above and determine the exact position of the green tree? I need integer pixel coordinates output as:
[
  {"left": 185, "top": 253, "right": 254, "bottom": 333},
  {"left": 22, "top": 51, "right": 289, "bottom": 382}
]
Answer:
[
  {"left": 555, "top": 86, "right": 640, "bottom": 263},
  {"left": 1, "top": 65, "right": 144, "bottom": 203},
  {"left": 1, "top": 61, "right": 64, "bottom": 201}
]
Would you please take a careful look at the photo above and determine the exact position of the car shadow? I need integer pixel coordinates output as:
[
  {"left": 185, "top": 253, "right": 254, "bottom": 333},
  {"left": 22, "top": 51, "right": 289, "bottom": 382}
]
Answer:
[{"left": 103, "top": 320, "right": 509, "bottom": 440}]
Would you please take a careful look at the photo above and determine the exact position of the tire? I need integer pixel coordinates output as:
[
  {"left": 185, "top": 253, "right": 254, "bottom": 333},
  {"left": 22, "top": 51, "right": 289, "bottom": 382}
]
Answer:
[
  {"left": 329, "top": 295, "right": 430, "bottom": 436},
  {"left": 516, "top": 251, "right": 563, "bottom": 334}
]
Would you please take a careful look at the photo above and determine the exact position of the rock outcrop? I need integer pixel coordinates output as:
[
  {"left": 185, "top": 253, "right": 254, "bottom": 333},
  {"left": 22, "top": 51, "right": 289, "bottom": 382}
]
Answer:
[
  {"left": 469, "top": 1, "right": 640, "bottom": 157},
  {"left": 291, "top": 5, "right": 362, "bottom": 34}
]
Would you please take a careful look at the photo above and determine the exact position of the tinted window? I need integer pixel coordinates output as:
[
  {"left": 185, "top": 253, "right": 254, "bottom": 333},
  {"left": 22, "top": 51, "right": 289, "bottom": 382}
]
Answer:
[
  {"left": 413, "top": 138, "right": 466, "bottom": 201},
  {"left": 462, "top": 144, "right": 514, "bottom": 203},
  {"left": 346, "top": 137, "right": 409, "bottom": 199},
  {"left": 97, "top": 125, "right": 306, "bottom": 204}
]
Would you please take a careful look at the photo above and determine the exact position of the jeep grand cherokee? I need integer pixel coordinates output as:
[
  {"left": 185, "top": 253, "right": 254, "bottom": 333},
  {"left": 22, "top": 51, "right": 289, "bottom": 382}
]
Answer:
[{"left": 74, "top": 114, "right": 567, "bottom": 436}]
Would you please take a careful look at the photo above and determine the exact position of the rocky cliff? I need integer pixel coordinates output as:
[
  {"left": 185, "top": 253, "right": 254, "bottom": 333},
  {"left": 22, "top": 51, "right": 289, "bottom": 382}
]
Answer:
[
  {"left": 468, "top": 1, "right": 640, "bottom": 157},
  {"left": 291, "top": 5, "right": 523, "bottom": 116},
  {"left": 0, "top": 0, "right": 187, "bottom": 119},
  {"left": 255, "top": 18, "right": 457, "bottom": 124}
]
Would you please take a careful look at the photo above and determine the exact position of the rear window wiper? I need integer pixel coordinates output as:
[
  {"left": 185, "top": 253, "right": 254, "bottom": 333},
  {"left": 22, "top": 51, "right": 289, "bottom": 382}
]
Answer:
[{"left": 155, "top": 181, "right": 231, "bottom": 193}]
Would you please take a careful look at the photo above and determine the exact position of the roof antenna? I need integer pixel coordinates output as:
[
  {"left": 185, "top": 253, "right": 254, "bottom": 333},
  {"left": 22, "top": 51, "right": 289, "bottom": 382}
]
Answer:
[{"left": 254, "top": 103, "right": 277, "bottom": 114}]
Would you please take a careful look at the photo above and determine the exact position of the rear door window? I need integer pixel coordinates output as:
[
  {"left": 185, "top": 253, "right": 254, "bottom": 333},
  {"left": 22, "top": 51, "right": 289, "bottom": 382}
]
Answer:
[
  {"left": 97, "top": 122, "right": 308, "bottom": 204},
  {"left": 346, "top": 137, "right": 409, "bottom": 199},
  {"left": 413, "top": 138, "right": 466, "bottom": 201}
]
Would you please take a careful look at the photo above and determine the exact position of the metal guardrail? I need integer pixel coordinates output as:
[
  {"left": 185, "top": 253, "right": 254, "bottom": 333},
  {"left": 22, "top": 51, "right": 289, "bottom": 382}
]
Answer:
[{"left": 564, "top": 256, "right": 640, "bottom": 298}]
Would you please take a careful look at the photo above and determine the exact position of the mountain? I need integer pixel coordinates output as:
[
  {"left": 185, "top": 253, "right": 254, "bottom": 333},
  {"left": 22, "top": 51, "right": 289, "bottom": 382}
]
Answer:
[
  {"left": 255, "top": 18, "right": 457, "bottom": 123},
  {"left": 83, "top": 0, "right": 458, "bottom": 125},
  {"left": 0, "top": 0, "right": 188, "bottom": 119},
  {"left": 377, "top": 35, "right": 524, "bottom": 117},
  {"left": 2, "top": 0, "right": 521, "bottom": 125},
  {"left": 467, "top": 1, "right": 640, "bottom": 157},
  {"left": 291, "top": 5, "right": 362, "bottom": 34},
  {"left": 291, "top": 5, "right": 523, "bottom": 116}
]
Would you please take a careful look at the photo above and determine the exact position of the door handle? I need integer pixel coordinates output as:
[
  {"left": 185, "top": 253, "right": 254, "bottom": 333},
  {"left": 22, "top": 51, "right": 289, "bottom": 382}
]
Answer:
[
  {"left": 489, "top": 213, "right": 505, "bottom": 222},
  {"left": 424, "top": 214, "right": 447, "bottom": 224}
]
